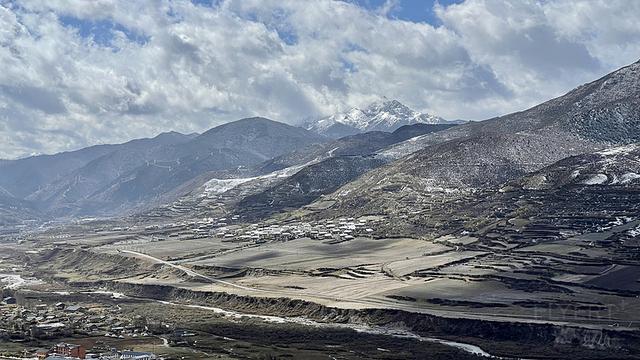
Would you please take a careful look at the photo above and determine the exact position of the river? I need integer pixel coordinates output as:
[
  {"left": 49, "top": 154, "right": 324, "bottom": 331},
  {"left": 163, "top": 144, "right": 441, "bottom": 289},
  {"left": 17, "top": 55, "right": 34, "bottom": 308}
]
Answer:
[{"left": 153, "top": 299, "right": 503, "bottom": 358}]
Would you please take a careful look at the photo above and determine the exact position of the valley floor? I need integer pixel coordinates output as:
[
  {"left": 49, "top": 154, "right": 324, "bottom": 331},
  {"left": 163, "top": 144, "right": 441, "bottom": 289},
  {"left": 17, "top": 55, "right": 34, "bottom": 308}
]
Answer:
[{"left": 2, "top": 186, "right": 640, "bottom": 359}]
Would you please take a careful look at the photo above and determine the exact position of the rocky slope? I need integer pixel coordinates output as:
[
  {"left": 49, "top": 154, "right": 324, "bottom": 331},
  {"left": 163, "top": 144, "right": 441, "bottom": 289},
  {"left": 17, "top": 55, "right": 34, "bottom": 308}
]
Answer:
[
  {"left": 516, "top": 144, "right": 640, "bottom": 190},
  {"left": 236, "top": 155, "right": 386, "bottom": 219},
  {"left": 259, "top": 123, "right": 456, "bottom": 175},
  {"left": 315, "top": 60, "right": 640, "bottom": 218}
]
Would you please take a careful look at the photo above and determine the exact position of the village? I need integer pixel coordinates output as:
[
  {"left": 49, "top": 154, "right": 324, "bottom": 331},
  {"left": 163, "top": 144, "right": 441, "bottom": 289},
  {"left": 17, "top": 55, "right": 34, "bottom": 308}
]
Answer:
[
  {"left": 88, "top": 214, "right": 384, "bottom": 247},
  {"left": 0, "top": 297, "right": 162, "bottom": 360}
]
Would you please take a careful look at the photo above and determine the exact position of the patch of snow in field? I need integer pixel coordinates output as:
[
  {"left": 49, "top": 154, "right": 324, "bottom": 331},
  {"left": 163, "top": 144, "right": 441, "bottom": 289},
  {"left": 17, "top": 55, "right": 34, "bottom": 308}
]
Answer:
[
  {"left": 522, "top": 174, "right": 548, "bottom": 189},
  {"left": 85, "top": 290, "right": 126, "bottom": 299},
  {"left": 628, "top": 225, "right": 640, "bottom": 238},
  {"left": 422, "top": 186, "right": 460, "bottom": 193},
  {"left": 582, "top": 174, "right": 608, "bottom": 185},
  {"left": 36, "top": 322, "right": 65, "bottom": 329},
  {"left": 597, "top": 144, "right": 639, "bottom": 156},
  {"left": 0, "top": 274, "right": 43, "bottom": 289},
  {"left": 570, "top": 170, "right": 580, "bottom": 179},
  {"left": 620, "top": 172, "right": 640, "bottom": 184}
]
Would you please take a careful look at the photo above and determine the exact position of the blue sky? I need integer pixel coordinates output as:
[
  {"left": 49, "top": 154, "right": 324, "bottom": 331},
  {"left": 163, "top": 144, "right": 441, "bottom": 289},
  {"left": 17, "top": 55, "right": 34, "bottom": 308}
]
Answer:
[
  {"left": 59, "top": 15, "right": 150, "bottom": 47},
  {"left": 351, "top": 0, "right": 463, "bottom": 24},
  {"left": 57, "top": 0, "right": 463, "bottom": 48}
]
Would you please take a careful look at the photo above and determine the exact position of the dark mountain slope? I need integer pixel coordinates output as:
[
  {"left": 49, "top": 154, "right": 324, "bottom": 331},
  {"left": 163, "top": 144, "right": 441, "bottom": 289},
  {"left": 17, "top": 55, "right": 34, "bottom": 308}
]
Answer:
[
  {"left": 237, "top": 155, "right": 386, "bottom": 219},
  {"left": 259, "top": 123, "right": 456, "bottom": 174},
  {"left": 145, "top": 123, "right": 457, "bottom": 221},
  {"left": 0, "top": 144, "right": 120, "bottom": 199},
  {"left": 72, "top": 117, "right": 328, "bottom": 216},
  {"left": 0, "top": 131, "right": 194, "bottom": 201},
  {"left": 170, "top": 117, "right": 327, "bottom": 162},
  {"left": 28, "top": 132, "right": 196, "bottom": 207}
]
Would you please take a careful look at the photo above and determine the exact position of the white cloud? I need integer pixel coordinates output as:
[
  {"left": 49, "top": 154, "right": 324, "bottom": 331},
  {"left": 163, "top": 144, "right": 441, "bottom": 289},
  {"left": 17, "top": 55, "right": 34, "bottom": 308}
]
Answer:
[
  {"left": 432, "top": 0, "right": 640, "bottom": 118},
  {"left": 0, "top": 0, "right": 639, "bottom": 159}
]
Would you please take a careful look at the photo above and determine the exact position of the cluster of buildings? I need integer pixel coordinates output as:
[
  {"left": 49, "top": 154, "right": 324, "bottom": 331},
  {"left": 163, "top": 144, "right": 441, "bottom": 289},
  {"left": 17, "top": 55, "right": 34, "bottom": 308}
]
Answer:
[
  {"left": 0, "top": 301, "right": 149, "bottom": 342},
  {"left": 135, "top": 215, "right": 383, "bottom": 244},
  {"left": 0, "top": 302, "right": 160, "bottom": 360},
  {"left": 99, "top": 216, "right": 242, "bottom": 240},
  {"left": 225, "top": 217, "right": 379, "bottom": 244},
  {"left": 36, "top": 343, "right": 157, "bottom": 360},
  {"left": 100, "top": 214, "right": 382, "bottom": 246},
  {"left": 73, "top": 202, "right": 389, "bottom": 250}
]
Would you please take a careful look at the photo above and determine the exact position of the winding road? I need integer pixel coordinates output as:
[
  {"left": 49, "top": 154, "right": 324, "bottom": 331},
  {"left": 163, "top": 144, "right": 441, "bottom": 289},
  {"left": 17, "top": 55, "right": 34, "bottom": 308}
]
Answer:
[{"left": 118, "top": 249, "right": 260, "bottom": 292}]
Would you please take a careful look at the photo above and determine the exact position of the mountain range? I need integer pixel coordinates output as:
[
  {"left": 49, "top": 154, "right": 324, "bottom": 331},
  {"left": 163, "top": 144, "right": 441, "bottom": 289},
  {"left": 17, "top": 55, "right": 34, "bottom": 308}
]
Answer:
[
  {"left": 0, "top": 131, "right": 195, "bottom": 200},
  {"left": 148, "top": 123, "right": 457, "bottom": 222},
  {"left": 0, "top": 97, "right": 462, "bottom": 227},
  {"left": 142, "top": 58, "right": 640, "bottom": 224},
  {"left": 304, "top": 99, "right": 459, "bottom": 138},
  {"left": 0, "top": 118, "right": 326, "bottom": 223},
  {"left": 2, "top": 60, "right": 640, "bottom": 232}
]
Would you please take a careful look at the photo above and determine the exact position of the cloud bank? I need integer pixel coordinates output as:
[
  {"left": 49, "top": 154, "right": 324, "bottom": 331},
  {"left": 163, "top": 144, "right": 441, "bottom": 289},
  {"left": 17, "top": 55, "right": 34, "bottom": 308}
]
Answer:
[{"left": 1, "top": 0, "right": 639, "bottom": 159}]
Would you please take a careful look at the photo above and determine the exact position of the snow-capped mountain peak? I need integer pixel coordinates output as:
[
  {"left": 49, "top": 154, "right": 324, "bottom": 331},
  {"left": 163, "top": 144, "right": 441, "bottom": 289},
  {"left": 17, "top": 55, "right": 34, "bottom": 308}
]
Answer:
[{"left": 307, "top": 99, "right": 451, "bottom": 138}]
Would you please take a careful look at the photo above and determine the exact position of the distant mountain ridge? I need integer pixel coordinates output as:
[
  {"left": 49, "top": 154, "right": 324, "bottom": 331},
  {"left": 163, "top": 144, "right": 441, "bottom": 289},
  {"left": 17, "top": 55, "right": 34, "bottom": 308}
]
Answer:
[
  {"left": 26, "top": 131, "right": 199, "bottom": 212},
  {"left": 3, "top": 60, "right": 640, "bottom": 230},
  {"left": 305, "top": 99, "right": 458, "bottom": 138},
  {"left": 0, "top": 131, "right": 196, "bottom": 200},
  {"left": 0, "top": 131, "right": 196, "bottom": 228},
  {"left": 0, "top": 117, "right": 327, "bottom": 221},
  {"left": 79, "top": 117, "right": 327, "bottom": 213}
]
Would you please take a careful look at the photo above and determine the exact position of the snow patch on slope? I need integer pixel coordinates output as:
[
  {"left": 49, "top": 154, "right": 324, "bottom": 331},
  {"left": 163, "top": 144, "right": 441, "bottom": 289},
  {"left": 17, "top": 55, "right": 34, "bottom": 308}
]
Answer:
[
  {"left": 202, "top": 160, "right": 317, "bottom": 195},
  {"left": 597, "top": 144, "right": 640, "bottom": 156},
  {"left": 0, "top": 274, "right": 43, "bottom": 289},
  {"left": 204, "top": 178, "right": 255, "bottom": 194}
]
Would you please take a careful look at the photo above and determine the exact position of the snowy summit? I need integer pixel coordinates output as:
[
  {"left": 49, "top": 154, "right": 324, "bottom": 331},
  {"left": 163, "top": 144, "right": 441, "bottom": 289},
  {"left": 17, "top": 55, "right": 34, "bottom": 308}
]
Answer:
[{"left": 306, "top": 99, "right": 454, "bottom": 138}]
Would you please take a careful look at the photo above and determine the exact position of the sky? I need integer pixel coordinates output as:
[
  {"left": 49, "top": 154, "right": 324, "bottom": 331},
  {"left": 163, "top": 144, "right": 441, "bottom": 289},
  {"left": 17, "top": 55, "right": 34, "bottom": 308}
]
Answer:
[{"left": 1, "top": 0, "right": 640, "bottom": 159}]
